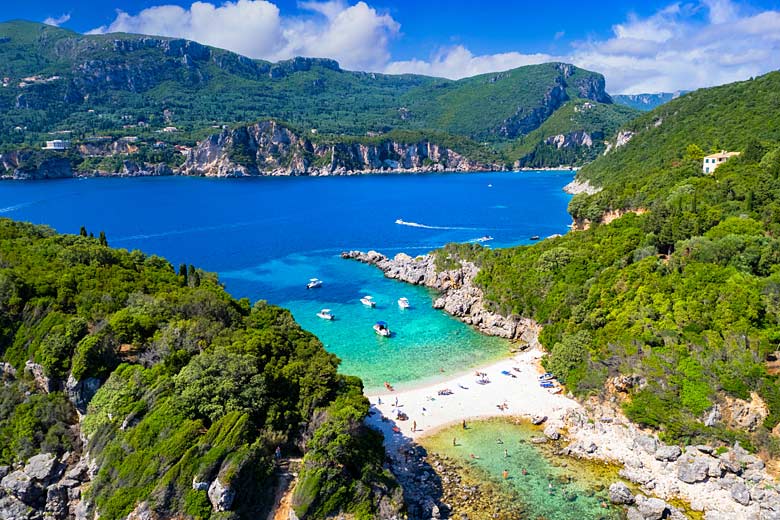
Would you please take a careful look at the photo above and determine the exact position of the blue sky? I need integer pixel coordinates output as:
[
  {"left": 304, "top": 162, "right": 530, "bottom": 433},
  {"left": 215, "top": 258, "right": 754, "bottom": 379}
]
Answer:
[{"left": 7, "top": 0, "right": 780, "bottom": 93}]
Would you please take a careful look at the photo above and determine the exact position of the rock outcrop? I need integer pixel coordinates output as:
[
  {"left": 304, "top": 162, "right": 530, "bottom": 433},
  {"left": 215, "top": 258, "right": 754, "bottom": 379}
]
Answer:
[
  {"left": 181, "top": 120, "right": 504, "bottom": 177},
  {"left": 0, "top": 151, "right": 73, "bottom": 180},
  {"left": 563, "top": 177, "right": 601, "bottom": 195},
  {"left": 545, "top": 130, "right": 593, "bottom": 149},
  {"left": 341, "top": 250, "right": 536, "bottom": 341}
]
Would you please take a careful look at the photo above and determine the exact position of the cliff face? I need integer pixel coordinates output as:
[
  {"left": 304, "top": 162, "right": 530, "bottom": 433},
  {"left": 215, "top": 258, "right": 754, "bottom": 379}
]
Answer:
[
  {"left": 181, "top": 121, "right": 504, "bottom": 177},
  {"left": 0, "top": 151, "right": 73, "bottom": 180}
]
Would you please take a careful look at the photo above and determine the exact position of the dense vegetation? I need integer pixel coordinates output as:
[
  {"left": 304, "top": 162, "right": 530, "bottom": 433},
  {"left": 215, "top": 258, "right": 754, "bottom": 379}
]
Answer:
[
  {"left": 0, "top": 219, "right": 398, "bottom": 519},
  {"left": 0, "top": 20, "right": 637, "bottom": 168},
  {"left": 437, "top": 69, "right": 780, "bottom": 454}
]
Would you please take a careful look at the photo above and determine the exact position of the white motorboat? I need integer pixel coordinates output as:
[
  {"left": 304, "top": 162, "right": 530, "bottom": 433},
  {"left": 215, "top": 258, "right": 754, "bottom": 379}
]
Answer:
[
  {"left": 316, "top": 309, "right": 334, "bottom": 320},
  {"left": 373, "top": 321, "right": 391, "bottom": 337},
  {"left": 360, "top": 295, "right": 376, "bottom": 307},
  {"left": 397, "top": 297, "right": 410, "bottom": 309},
  {"left": 307, "top": 278, "right": 322, "bottom": 289}
]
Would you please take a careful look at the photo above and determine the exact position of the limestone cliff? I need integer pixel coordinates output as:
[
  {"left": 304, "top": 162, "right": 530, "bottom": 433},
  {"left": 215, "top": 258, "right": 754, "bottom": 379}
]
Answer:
[{"left": 181, "top": 121, "right": 505, "bottom": 177}]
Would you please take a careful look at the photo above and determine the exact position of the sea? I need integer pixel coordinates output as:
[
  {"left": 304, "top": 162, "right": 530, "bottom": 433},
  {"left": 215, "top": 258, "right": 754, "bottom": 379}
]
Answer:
[{"left": 0, "top": 170, "right": 574, "bottom": 390}]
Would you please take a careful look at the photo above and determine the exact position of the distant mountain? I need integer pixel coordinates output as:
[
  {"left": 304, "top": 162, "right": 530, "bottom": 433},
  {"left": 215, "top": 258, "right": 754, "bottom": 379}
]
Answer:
[
  {"left": 0, "top": 20, "right": 639, "bottom": 171},
  {"left": 612, "top": 91, "right": 689, "bottom": 112}
]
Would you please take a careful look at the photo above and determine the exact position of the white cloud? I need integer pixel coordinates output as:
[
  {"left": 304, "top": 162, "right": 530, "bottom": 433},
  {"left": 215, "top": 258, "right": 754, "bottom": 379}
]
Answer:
[
  {"left": 43, "top": 13, "right": 71, "bottom": 26},
  {"left": 89, "top": 0, "right": 398, "bottom": 71},
  {"left": 89, "top": 0, "right": 780, "bottom": 93},
  {"left": 386, "top": 0, "right": 780, "bottom": 93}
]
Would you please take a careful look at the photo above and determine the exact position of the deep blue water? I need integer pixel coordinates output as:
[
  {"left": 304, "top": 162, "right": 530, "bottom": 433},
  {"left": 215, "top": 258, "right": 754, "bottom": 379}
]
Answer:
[{"left": 0, "top": 171, "right": 573, "bottom": 389}]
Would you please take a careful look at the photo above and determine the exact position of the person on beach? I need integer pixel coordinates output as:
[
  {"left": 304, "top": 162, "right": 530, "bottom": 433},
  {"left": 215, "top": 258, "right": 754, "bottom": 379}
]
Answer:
[
  {"left": 462, "top": 419, "right": 467, "bottom": 429},
  {"left": 453, "top": 437, "right": 457, "bottom": 446},
  {"left": 412, "top": 420, "right": 416, "bottom": 432},
  {"left": 377, "top": 397, "right": 382, "bottom": 405}
]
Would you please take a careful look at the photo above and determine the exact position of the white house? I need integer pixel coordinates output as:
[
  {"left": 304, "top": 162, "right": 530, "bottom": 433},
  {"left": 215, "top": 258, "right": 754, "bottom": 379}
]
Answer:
[
  {"left": 42, "top": 140, "right": 70, "bottom": 151},
  {"left": 703, "top": 150, "right": 740, "bottom": 174}
]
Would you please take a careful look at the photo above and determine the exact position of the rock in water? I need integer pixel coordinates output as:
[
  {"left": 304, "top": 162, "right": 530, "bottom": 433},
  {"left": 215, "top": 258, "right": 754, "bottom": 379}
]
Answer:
[{"left": 608, "top": 482, "right": 634, "bottom": 505}]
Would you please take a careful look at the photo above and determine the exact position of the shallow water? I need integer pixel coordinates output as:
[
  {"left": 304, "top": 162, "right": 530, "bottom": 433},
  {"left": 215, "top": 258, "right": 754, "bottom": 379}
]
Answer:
[
  {"left": 423, "top": 418, "right": 626, "bottom": 520},
  {"left": 0, "top": 171, "right": 573, "bottom": 389}
]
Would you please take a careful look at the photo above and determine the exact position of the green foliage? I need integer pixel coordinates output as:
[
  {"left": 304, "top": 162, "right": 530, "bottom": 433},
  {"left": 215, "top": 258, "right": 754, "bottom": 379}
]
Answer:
[
  {"left": 0, "top": 218, "right": 396, "bottom": 519},
  {"left": 436, "top": 69, "right": 780, "bottom": 451}
]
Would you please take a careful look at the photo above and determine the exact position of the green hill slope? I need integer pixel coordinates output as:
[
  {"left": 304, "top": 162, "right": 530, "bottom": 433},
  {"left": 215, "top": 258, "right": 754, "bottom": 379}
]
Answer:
[
  {"left": 0, "top": 20, "right": 637, "bottom": 168},
  {"left": 435, "top": 69, "right": 780, "bottom": 453},
  {"left": 0, "top": 219, "right": 400, "bottom": 519}
]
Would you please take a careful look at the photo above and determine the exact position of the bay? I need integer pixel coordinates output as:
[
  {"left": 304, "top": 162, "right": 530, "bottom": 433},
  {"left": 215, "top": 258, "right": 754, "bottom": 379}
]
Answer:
[{"left": 0, "top": 170, "right": 573, "bottom": 390}]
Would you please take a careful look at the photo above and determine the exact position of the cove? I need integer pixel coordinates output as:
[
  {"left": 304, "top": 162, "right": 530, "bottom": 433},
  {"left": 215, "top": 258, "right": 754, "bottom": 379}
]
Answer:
[{"left": 0, "top": 171, "right": 573, "bottom": 390}]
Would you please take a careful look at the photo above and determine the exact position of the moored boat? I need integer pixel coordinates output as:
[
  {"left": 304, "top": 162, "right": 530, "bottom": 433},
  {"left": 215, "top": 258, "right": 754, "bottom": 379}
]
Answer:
[
  {"left": 316, "top": 309, "right": 334, "bottom": 320},
  {"left": 397, "top": 297, "right": 410, "bottom": 309},
  {"left": 307, "top": 278, "right": 323, "bottom": 289},
  {"left": 360, "top": 295, "right": 376, "bottom": 307},
  {"left": 373, "top": 321, "right": 391, "bottom": 337}
]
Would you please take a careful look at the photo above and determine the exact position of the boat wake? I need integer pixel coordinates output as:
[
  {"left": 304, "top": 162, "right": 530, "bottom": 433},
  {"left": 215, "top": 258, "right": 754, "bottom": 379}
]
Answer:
[
  {"left": 395, "top": 219, "right": 479, "bottom": 231},
  {"left": 0, "top": 202, "right": 33, "bottom": 214}
]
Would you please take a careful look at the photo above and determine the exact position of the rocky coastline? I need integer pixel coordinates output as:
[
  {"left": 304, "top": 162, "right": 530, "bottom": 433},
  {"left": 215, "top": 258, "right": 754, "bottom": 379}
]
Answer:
[
  {"left": 340, "top": 249, "right": 537, "bottom": 342},
  {"left": 344, "top": 249, "right": 780, "bottom": 518}
]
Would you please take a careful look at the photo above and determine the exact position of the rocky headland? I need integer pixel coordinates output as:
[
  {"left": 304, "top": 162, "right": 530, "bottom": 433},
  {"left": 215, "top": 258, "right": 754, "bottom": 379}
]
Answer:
[{"left": 340, "top": 249, "right": 537, "bottom": 342}]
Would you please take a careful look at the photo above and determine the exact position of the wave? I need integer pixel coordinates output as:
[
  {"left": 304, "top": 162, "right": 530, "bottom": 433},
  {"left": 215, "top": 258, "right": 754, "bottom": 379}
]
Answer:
[
  {"left": 394, "top": 219, "right": 480, "bottom": 231},
  {"left": 0, "top": 202, "right": 33, "bottom": 214}
]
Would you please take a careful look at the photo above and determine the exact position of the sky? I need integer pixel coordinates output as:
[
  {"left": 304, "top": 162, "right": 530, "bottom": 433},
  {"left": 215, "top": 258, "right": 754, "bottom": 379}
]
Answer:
[{"left": 7, "top": 0, "right": 780, "bottom": 93}]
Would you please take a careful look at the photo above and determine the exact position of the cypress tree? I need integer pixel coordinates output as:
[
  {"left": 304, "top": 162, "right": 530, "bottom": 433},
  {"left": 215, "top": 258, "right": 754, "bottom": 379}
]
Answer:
[
  {"left": 79, "top": 226, "right": 87, "bottom": 237},
  {"left": 99, "top": 231, "right": 108, "bottom": 247},
  {"left": 179, "top": 264, "right": 188, "bottom": 286}
]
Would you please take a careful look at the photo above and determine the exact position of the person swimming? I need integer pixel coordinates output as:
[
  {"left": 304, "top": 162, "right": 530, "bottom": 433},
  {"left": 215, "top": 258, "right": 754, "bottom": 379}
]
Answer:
[{"left": 502, "top": 469, "right": 509, "bottom": 480}]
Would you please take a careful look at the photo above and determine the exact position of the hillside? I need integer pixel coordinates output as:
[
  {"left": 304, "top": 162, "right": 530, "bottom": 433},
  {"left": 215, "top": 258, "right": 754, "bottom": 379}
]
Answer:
[
  {"left": 612, "top": 91, "right": 688, "bottom": 112},
  {"left": 0, "top": 220, "right": 401, "bottom": 519},
  {"left": 0, "top": 20, "right": 638, "bottom": 170},
  {"left": 434, "top": 69, "right": 780, "bottom": 456}
]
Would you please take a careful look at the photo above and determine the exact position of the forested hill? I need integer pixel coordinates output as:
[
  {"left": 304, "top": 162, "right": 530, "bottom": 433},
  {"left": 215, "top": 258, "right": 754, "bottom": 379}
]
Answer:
[
  {"left": 0, "top": 219, "right": 400, "bottom": 519},
  {"left": 0, "top": 20, "right": 637, "bottom": 169},
  {"left": 437, "top": 68, "right": 780, "bottom": 456}
]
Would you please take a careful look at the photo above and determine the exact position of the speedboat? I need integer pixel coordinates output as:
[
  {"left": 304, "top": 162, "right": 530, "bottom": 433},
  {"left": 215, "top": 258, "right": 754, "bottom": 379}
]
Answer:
[
  {"left": 397, "top": 297, "right": 410, "bottom": 309},
  {"left": 530, "top": 235, "right": 540, "bottom": 241},
  {"left": 360, "top": 295, "right": 376, "bottom": 307},
  {"left": 316, "top": 309, "right": 334, "bottom": 320},
  {"left": 307, "top": 278, "right": 322, "bottom": 289},
  {"left": 373, "top": 321, "right": 391, "bottom": 337},
  {"left": 538, "top": 372, "right": 555, "bottom": 381},
  {"left": 475, "top": 235, "right": 494, "bottom": 242}
]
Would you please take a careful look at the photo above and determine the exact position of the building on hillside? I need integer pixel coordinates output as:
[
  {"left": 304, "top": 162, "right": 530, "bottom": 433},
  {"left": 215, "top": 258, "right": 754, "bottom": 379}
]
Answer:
[
  {"left": 703, "top": 150, "right": 740, "bottom": 174},
  {"left": 42, "top": 140, "right": 70, "bottom": 151}
]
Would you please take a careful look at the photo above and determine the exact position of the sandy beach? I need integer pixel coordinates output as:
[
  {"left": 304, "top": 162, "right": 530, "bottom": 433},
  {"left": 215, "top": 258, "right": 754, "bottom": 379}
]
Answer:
[{"left": 365, "top": 347, "right": 579, "bottom": 449}]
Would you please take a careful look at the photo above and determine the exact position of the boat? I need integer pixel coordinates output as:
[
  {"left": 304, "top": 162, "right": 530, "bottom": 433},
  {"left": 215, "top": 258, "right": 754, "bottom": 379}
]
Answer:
[
  {"left": 316, "top": 309, "right": 334, "bottom": 320},
  {"left": 373, "top": 321, "right": 391, "bottom": 337},
  {"left": 306, "top": 278, "right": 322, "bottom": 289},
  {"left": 530, "top": 235, "right": 540, "bottom": 241},
  {"left": 475, "top": 235, "right": 494, "bottom": 242},
  {"left": 397, "top": 297, "right": 410, "bottom": 309},
  {"left": 538, "top": 372, "right": 555, "bottom": 381},
  {"left": 360, "top": 295, "right": 376, "bottom": 307}
]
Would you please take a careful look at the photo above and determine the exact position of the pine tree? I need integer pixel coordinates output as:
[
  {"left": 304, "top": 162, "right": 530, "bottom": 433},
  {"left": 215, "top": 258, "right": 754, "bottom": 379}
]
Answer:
[
  {"left": 79, "top": 226, "right": 87, "bottom": 237},
  {"left": 179, "top": 264, "right": 188, "bottom": 286},
  {"left": 98, "top": 231, "right": 108, "bottom": 247}
]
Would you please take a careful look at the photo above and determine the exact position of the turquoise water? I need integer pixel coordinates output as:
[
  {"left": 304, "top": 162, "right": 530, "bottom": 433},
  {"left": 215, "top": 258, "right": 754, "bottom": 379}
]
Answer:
[
  {"left": 425, "top": 419, "right": 625, "bottom": 520},
  {"left": 0, "top": 171, "right": 573, "bottom": 389}
]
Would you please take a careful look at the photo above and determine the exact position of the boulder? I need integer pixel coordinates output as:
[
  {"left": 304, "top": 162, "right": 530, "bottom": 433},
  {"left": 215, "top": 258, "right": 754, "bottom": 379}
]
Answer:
[
  {"left": 44, "top": 484, "right": 69, "bottom": 520},
  {"left": 66, "top": 375, "right": 101, "bottom": 414},
  {"left": 24, "top": 453, "right": 59, "bottom": 482},
  {"left": 654, "top": 445, "right": 682, "bottom": 462},
  {"left": 531, "top": 415, "right": 547, "bottom": 425},
  {"left": 633, "top": 495, "right": 671, "bottom": 520},
  {"left": 0, "top": 466, "right": 8, "bottom": 479},
  {"left": 608, "top": 482, "right": 634, "bottom": 505},
  {"left": 0, "top": 494, "right": 36, "bottom": 520},
  {"left": 1, "top": 470, "right": 43, "bottom": 505},
  {"left": 543, "top": 424, "right": 560, "bottom": 440},
  {"left": 192, "top": 475, "right": 210, "bottom": 491},
  {"left": 732, "top": 481, "right": 751, "bottom": 506},
  {"left": 677, "top": 457, "right": 710, "bottom": 484},
  {"left": 634, "top": 435, "right": 658, "bottom": 455},
  {"left": 207, "top": 478, "right": 235, "bottom": 512}
]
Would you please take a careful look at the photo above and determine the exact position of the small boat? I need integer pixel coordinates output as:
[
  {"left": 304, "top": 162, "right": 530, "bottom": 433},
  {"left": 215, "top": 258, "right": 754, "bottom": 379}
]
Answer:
[
  {"left": 540, "top": 381, "right": 555, "bottom": 388},
  {"left": 538, "top": 373, "right": 555, "bottom": 381},
  {"left": 374, "top": 321, "right": 391, "bottom": 337},
  {"left": 530, "top": 235, "right": 540, "bottom": 241},
  {"left": 361, "top": 295, "right": 376, "bottom": 307},
  {"left": 306, "top": 278, "right": 322, "bottom": 289},
  {"left": 474, "top": 235, "right": 494, "bottom": 243},
  {"left": 398, "top": 297, "right": 410, "bottom": 309},
  {"left": 316, "top": 309, "right": 334, "bottom": 320}
]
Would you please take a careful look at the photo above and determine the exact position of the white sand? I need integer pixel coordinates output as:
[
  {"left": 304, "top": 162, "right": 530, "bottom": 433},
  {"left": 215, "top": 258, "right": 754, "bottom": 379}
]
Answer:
[{"left": 364, "top": 347, "right": 580, "bottom": 451}]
